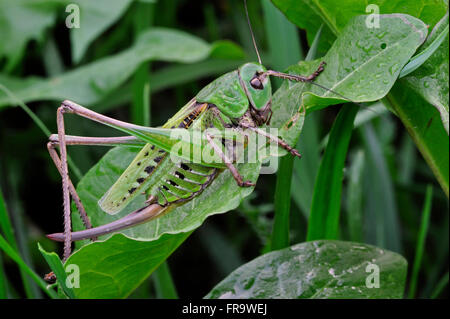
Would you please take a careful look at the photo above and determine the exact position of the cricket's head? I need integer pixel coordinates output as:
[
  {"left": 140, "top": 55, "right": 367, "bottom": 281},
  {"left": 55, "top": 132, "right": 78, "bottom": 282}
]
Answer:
[{"left": 239, "top": 62, "right": 272, "bottom": 124}]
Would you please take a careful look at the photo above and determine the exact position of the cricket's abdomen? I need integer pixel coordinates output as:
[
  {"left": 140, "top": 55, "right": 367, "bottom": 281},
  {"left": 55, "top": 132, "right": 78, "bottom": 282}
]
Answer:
[
  {"left": 98, "top": 101, "right": 217, "bottom": 214},
  {"left": 152, "top": 162, "right": 217, "bottom": 206}
]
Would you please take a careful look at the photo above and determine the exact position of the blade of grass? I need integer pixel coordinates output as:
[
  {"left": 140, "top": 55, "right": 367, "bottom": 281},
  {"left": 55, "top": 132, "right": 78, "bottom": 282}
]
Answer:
[
  {"left": 408, "top": 185, "right": 433, "bottom": 298},
  {"left": 431, "top": 272, "right": 449, "bottom": 299},
  {"left": 0, "top": 234, "right": 57, "bottom": 299},
  {"left": 0, "top": 185, "right": 15, "bottom": 246},
  {"left": 361, "top": 123, "right": 402, "bottom": 253},
  {"left": 0, "top": 187, "right": 9, "bottom": 298},
  {"left": 262, "top": 0, "right": 302, "bottom": 251},
  {"left": 131, "top": 1, "right": 154, "bottom": 126},
  {"left": 319, "top": 102, "right": 388, "bottom": 150},
  {"left": 345, "top": 149, "right": 365, "bottom": 242},
  {"left": 399, "top": 24, "right": 449, "bottom": 78},
  {"left": 0, "top": 251, "right": 7, "bottom": 298},
  {"left": 1, "top": 178, "right": 42, "bottom": 298},
  {"left": 422, "top": 210, "right": 449, "bottom": 297},
  {"left": 152, "top": 262, "right": 178, "bottom": 299},
  {"left": 306, "top": 103, "right": 359, "bottom": 241},
  {"left": 204, "top": 3, "right": 220, "bottom": 41},
  {"left": 5, "top": 164, "right": 42, "bottom": 298}
]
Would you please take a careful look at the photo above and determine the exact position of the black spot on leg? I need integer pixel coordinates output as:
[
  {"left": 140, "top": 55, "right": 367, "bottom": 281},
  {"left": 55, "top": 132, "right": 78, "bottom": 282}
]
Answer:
[
  {"left": 175, "top": 171, "right": 185, "bottom": 179},
  {"left": 162, "top": 185, "right": 169, "bottom": 190},
  {"left": 137, "top": 178, "right": 145, "bottom": 184},
  {"left": 180, "top": 163, "right": 190, "bottom": 171},
  {"left": 137, "top": 162, "right": 141, "bottom": 166},
  {"left": 154, "top": 156, "right": 163, "bottom": 163},
  {"left": 168, "top": 180, "right": 178, "bottom": 187},
  {"left": 122, "top": 197, "right": 126, "bottom": 201},
  {"left": 151, "top": 145, "right": 155, "bottom": 150},
  {"left": 128, "top": 187, "right": 137, "bottom": 194},
  {"left": 145, "top": 166, "right": 154, "bottom": 174}
]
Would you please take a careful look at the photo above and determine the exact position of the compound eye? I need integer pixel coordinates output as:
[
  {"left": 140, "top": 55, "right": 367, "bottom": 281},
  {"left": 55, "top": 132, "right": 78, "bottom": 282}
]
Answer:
[{"left": 250, "top": 76, "right": 264, "bottom": 90}]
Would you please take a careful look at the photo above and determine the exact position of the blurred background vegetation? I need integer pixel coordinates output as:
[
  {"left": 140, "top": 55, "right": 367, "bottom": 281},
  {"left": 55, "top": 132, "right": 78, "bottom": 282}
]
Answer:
[{"left": 0, "top": 0, "right": 448, "bottom": 298}]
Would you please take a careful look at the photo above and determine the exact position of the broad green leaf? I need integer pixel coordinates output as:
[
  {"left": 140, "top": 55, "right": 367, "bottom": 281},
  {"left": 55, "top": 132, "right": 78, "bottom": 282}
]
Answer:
[
  {"left": 0, "top": 0, "right": 58, "bottom": 71},
  {"left": 271, "top": 14, "right": 428, "bottom": 148},
  {"left": 278, "top": 14, "right": 427, "bottom": 114},
  {"left": 205, "top": 240, "right": 407, "bottom": 299},
  {"left": 271, "top": 0, "right": 447, "bottom": 52},
  {"left": 0, "top": 29, "right": 227, "bottom": 109},
  {"left": 65, "top": 233, "right": 190, "bottom": 298},
  {"left": 69, "top": 0, "right": 134, "bottom": 63},
  {"left": 38, "top": 244, "right": 75, "bottom": 299}
]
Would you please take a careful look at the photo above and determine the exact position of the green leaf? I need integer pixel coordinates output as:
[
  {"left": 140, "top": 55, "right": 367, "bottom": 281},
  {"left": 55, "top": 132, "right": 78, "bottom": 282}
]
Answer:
[
  {"left": 400, "top": 12, "right": 449, "bottom": 134},
  {"left": 38, "top": 244, "right": 75, "bottom": 299},
  {"left": 271, "top": 0, "right": 447, "bottom": 53},
  {"left": 271, "top": 14, "right": 428, "bottom": 119},
  {"left": 209, "top": 40, "right": 246, "bottom": 60},
  {"left": 0, "top": 0, "right": 58, "bottom": 71},
  {"left": 385, "top": 12, "right": 449, "bottom": 196},
  {"left": 400, "top": 22, "right": 449, "bottom": 78},
  {"left": 205, "top": 240, "right": 407, "bottom": 299},
  {"left": 69, "top": 0, "right": 134, "bottom": 63},
  {"left": 0, "top": 28, "right": 217, "bottom": 109},
  {"left": 306, "top": 104, "right": 358, "bottom": 241},
  {"left": 65, "top": 232, "right": 189, "bottom": 298}
]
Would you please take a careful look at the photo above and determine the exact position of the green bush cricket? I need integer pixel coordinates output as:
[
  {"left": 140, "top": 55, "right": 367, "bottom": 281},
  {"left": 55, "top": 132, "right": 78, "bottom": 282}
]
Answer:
[{"left": 46, "top": 0, "right": 344, "bottom": 262}]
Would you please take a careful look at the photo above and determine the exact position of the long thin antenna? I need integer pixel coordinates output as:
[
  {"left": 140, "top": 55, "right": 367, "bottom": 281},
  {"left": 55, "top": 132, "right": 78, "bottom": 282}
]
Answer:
[{"left": 244, "top": 0, "right": 262, "bottom": 64}]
